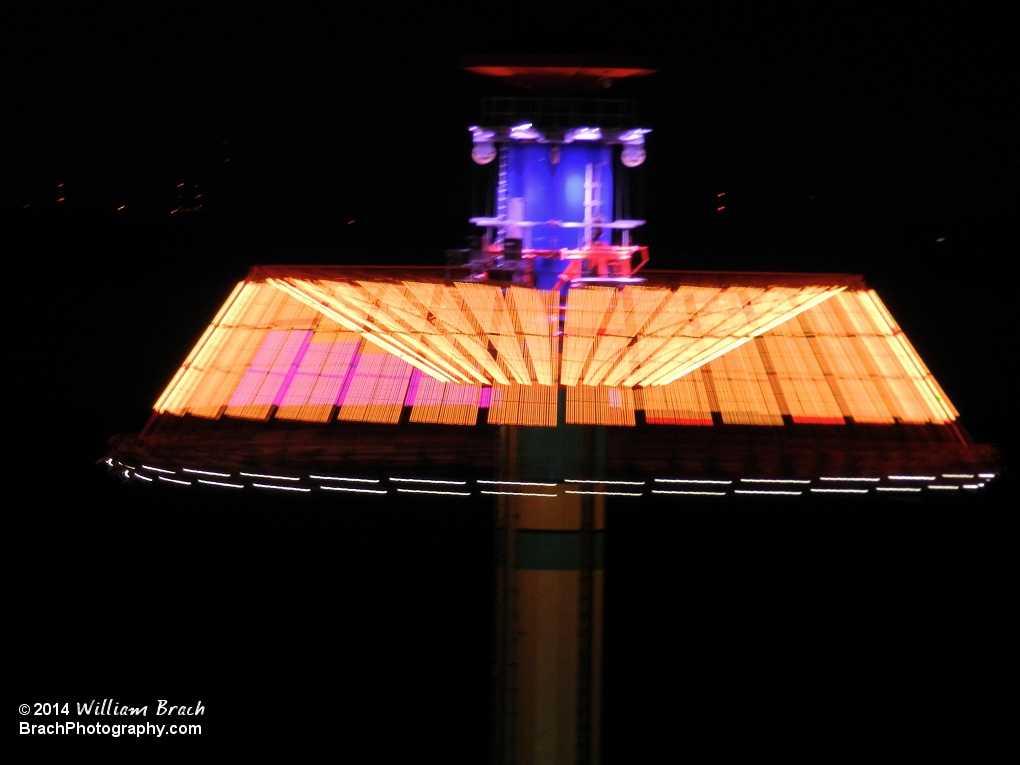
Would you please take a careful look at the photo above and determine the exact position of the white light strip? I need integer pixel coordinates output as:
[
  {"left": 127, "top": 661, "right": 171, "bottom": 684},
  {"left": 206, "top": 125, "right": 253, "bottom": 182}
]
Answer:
[
  {"left": 121, "top": 463, "right": 137, "bottom": 471},
  {"left": 978, "top": 473, "right": 996, "bottom": 479},
  {"left": 734, "top": 490, "right": 802, "bottom": 496},
  {"left": 651, "top": 490, "right": 727, "bottom": 496},
  {"left": 158, "top": 476, "right": 191, "bottom": 486},
  {"left": 481, "top": 490, "right": 558, "bottom": 497},
  {"left": 478, "top": 480, "right": 559, "bottom": 487},
  {"left": 810, "top": 488, "right": 869, "bottom": 494},
  {"left": 927, "top": 485, "right": 959, "bottom": 491},
  {"left": 311, "top": 475, "right": 380, "bottom": 483},
  {"left": 241, "top": 472, "right": 300, "bottom": 481},
  {"left": 941, "top": 473, "right": 974, "bottom": 479},
  {"left": 184, "top": 467, "right": 232, "bottom": 478},
  {"left": 390, "top": 478, "right": 467, "bottom": 485},
  {"left": 131, "top": 472, "right": 153, "bottom": 482},
  {"left": 566, "top": 490, "right": 644, "bottom": 496},
  {"left": 889, "top": 475, "right": 937, "bottom": 481},
  {"left": 565, "top": 479, "right": 646, "bottom": 486},
  {"left": 820, "top": 477, "right": 881, "bottom": 483},
  {"left": 396, "top": 489, "right": 472, "bottom": 496},
  {"left": 143, "top": 465, "right": 176, "bottom": 475},
  {"left": 876, "top": 487, "right": 922, "bottom": 493},
  {"left": 962, "top": 484, "right": 983, "bottom": 490},
  {"left": 655, "top": 478, "right": 733, "bottom": 485},
  {"left": 740, "top": 478, "right": 811, "bottom": 485},
  {"left": 320, "top": 486, "right": 388, "bottom": 495},
  {"left": 252, "top": 483, "right": 310, "bottom": 492},
  {"left": 198, "top": 479, "right": 244, "bottom": 489}
]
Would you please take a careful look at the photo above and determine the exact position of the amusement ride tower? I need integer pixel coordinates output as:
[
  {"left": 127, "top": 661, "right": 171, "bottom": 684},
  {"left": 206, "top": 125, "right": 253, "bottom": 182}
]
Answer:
[{"left": 106, "top": 56, "right": 999, "bottom": 765}]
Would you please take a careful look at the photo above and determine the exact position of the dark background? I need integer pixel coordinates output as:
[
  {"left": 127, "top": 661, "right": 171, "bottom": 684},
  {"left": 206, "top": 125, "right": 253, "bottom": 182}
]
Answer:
[{"left": 8, "top": 6, "right": 1012, "bottom": 757}]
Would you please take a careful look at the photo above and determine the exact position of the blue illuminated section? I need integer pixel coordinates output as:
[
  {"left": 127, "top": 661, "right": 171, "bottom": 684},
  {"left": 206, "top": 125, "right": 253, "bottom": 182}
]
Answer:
[{"left": 505, "top": 144, "right": 614, "bottom": 251}]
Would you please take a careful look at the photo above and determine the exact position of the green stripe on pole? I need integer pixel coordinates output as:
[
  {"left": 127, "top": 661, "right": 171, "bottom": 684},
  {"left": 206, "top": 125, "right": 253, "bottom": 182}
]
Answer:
[{"left": 515, "top": 530, "right": 604, "bottom": 570}]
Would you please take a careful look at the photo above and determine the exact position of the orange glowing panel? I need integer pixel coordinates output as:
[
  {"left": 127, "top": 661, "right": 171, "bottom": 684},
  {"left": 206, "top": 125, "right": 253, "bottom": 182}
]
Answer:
[
  {"left": 507, "top": 286, "right": 558, "bottom": 337},
  {"left": 705, "top": 341, "right": 785, "bottom": 425},
  {"left": 524, "top": 334, "right": 558, "bottom": 387},
  {"left": 757, "top": 336, "right": 845, "bottom": 424},
  {"left": 563, "top": 287, "right": 616, "bottom": 336},
  {"left": 155, "top": 280, "right": 249, "bottom": 415},
  {"left": 561, "top": 335, "right": 595, "bottom": 387},
  {"left": 156, "top": 281, "right": 330, "bottom": 418},
  {"left": 640, "top": 369, "right": 713, "bottom": 426},
  {"left": 408, "top": 375, "right": 481, "bottom": 425},
  {"left": 581, "top": 336, "right": 632, "bottom": 386},
  {"left": 491, "top": 335, "right": 532, "bottom": 385},
  {"left": 487, "top": 384, "right": 558, "bottom": 427},
  {"left": 337, "top": 344, "right": 413, "bottom": 424},
  {"left": 455, "top": 282, "right": 516, "bottom": 335},
  {"left": 791, "top": 292, "right": 958, "bottom": 424},
  {"left": 623, "top": 285, "right": 845, "bottom": 387},
  {"left": 150, "top": 272, "right": 960, "bottom": 432},
  {"left": 565, "top": 386, "right": 635, "bottom": 426},
  {"left": 601, "top": 287, "right": 671, "bottom": 338}
]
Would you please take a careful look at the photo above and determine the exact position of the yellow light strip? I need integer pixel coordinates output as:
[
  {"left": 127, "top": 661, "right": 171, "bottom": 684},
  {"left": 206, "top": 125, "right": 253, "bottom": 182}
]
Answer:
[
  {"left": 564, "top": 286, "right": 615, "bottom": 336},
  {"left": 406, "top": 283, "right": 478, "bottom": 335},
  {"left": 644, "top": 337, "right": 753, "bottom": 387},
  {"left": 490, "top": 335, "right": 532, "bottom": 385},
  {"left": 613, "top": 335, "right": 683, "bottom": 387},
  {"left": 561, "top": 336, "right": 595, "bottom": 387},
  {"left": 581, "top": 335, "right": 632, "bottom": 386},
  {"left": 640, "top": 286, "right": 718, "bottom": 336},
  {"left": 272, "top": 278, "right": 460, "bottom": 383},
  {"left": 455, "top": 282, "right": 515, "bottom": 335},
  {"left": 524, "top": 334, "right": 557, "bottom": 386},
  {"left": 155, "top": 280, "right": 248, "bottom": 413},
  {"left": 416, "top": 333, "right": 491, "bottom": 386},
  {"left": 602, "top": 287, "right": 671, "bottom": 337},
  {"left": 507, "top": 286, "right": 557, "bottom": 336},
  {"left": 646, "top": 287, "right": 844, "bottom": 387},
  {"left": 190, "top": 327, "right": 272, "bottom": 419},
  {"left": 447, "top": 333, "right": 511, "bottom": 386}
]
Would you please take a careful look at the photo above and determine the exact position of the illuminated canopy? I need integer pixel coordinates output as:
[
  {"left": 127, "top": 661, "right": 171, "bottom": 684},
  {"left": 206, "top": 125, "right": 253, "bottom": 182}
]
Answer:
[{"left": 153, "top": 267, "right": 956, "bottom": 429}]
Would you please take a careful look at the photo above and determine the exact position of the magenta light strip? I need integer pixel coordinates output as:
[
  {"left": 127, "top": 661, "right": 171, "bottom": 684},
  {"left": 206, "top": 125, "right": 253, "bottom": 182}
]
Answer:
[
  {"left": 404, "top": 368, "right": 423, "bottom": 406},
  {"left": 278, "top": 338, "right": 360, "bottom": 409},
  {"left": 334, "top": 350, "right": 362, "bottom": 406},
  {"left": 225, "top": 330, "right": 311, "bottom": 408},
  {"left": 272, "top": 331, "right": 313, "bottom": 406},
  {"left": 479, "top": 387, "right": 492, "bottom": 408}
]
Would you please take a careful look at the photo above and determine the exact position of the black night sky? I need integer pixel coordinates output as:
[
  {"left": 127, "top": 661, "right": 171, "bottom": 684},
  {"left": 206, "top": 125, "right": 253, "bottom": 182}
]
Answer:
[{"left": 9, "top": 7, "right": 1012, "bottom": 758}]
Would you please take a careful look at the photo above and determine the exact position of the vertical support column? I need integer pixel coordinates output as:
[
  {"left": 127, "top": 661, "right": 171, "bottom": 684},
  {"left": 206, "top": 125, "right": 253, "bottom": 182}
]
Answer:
[{"left": 494, "top": 421, "right": 605, "bottom": 765}]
